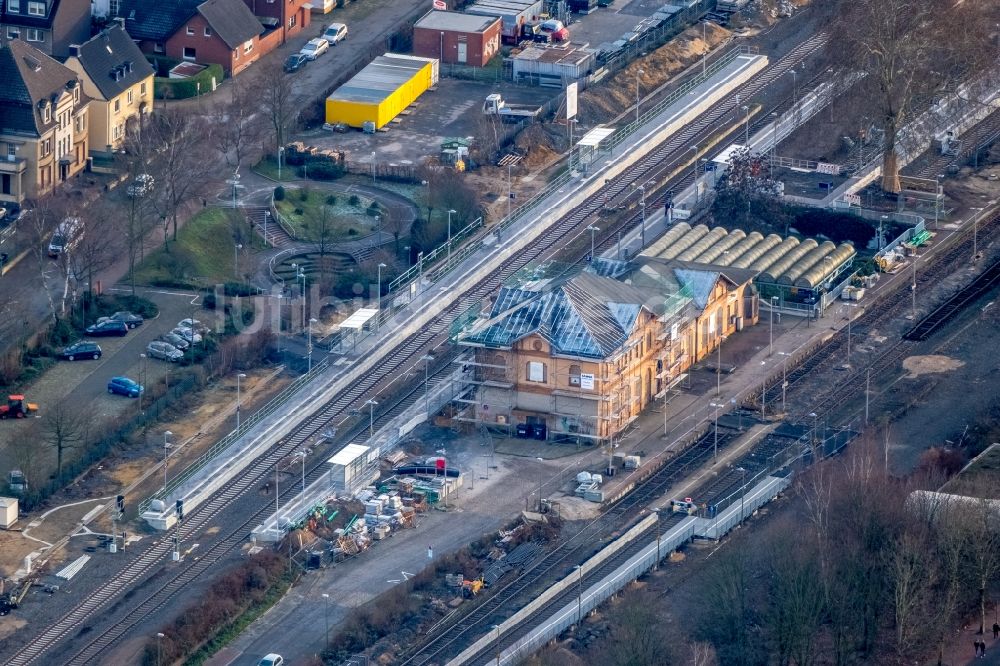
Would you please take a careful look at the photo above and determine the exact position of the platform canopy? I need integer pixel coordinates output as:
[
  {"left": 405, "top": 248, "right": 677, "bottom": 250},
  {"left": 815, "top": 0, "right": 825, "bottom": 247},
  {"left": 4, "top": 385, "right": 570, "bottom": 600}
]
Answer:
[
  {"left": 340, "top": 308, "right": 379, "bottom": 330},
  {"left": 578, "top": 126, "right": 616, "bottom": 148},
  {"left": 328, "top": 443, "right": 370, "bottom": 466}
]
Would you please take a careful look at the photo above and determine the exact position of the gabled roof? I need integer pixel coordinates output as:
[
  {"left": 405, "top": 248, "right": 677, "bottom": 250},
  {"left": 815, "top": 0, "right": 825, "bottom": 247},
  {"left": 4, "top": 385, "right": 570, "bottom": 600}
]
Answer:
[
  {"left": 0, "top": 40, "right": 81, "bottom": 135},
  {"left": 68, "top": 24, "right": 154, "bottom": 101},
  {"left": 120, "top": 0, "right": 201, "bottom": 42},
  {"left": 459, "top": 272, "right": 657, "bottom": 360},
  {"left": 196, "top": 0, "right": 262, "bottom": 49}
]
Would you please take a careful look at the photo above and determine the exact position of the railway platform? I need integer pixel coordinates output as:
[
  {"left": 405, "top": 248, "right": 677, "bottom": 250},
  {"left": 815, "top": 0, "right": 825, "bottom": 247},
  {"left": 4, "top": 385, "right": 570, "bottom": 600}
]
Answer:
[{"left": 140, "top": 49, "right": 769, "bottom": 531}]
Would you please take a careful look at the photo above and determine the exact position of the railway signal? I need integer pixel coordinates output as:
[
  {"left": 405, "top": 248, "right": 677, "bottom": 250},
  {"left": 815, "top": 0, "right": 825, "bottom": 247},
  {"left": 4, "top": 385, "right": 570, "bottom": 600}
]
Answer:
[
  {"left": 176, "top": 499, "right": 184, "bottom": 521},
  {"left": 116, "top": 495, "right": 125, "bottom": 516}
]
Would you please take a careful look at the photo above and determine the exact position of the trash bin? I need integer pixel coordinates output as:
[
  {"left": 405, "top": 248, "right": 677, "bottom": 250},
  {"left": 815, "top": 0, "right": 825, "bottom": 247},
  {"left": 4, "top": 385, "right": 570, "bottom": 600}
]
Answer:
[
  {"left": 531, "top": 424, "right": 547, "bottom": 440},
  {"left": 516, "top": 423, "right": 529, "bottom": 438}
]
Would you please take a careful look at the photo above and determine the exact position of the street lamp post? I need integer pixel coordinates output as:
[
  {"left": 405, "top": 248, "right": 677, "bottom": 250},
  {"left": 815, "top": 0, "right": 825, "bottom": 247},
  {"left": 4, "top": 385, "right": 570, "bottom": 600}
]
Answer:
[
  {"left": 376, "top": 263, "right": 386, "bottom": 332},
  {"left": 138, "top": 353, "right": 146, "bottom": 414},
  {"left": 736, "top": 466, "right": 747, "bottom": 522},
  {"left": 934, "top": 174, "right": 943, "bottom": 230},
  {"left": 507, "top": 163, "right": 513, "bottom": 220},
  {"left": 742, "top": 105, "right": 750, "bottom": 144},
  {"left": 156, "top": 632, "right": 165, "bottom": 666},
  {"left": 701, "top": 20, "right": 707, "bottom": 75},
  {"left": 777, "top": 351, "right": 790, "bottom": 413},
  {"left": 447, "top": 209, "right": 456, "bottom": 264},
  {"left": 236, "top": 373, "right": 246, "bottom": 429},
  {"left": 637, "top": 185, "right": 646, "bottom": 249},
  {"left": 263, "top": 210, "right": 270, "bottom": 248},
  {"left": 371, "top": 151, "right": 376, "bottom": 185},
  {"left": 299, "top": 449, "right": 307, "bottom": 493},
  {"left": 277, "top": 146, "right": 284, "bottom": 180},
  {"left": 322, "top": 593, "right": 330, "bottom": 648},
  {"left": 810, "top": 411, "right": 819, "bottom": 449},
  {"left": 769, "top": 295, "right": 778, "bottom": 355},
  {"left": 163, "top": 431, "right": 172, "bottom": 493},
  {"left": 710, "top": 402, "right": 723, "bottom": 464},
  {"left": 298, "top": 269, "right": 306, "bottom": 332},
  {"left": 234, "top": 243, "right": 242, "bottom": 279},
  {"left": 690, "top": 145, "right": 699, "bottom": 191},
  {"left": 307, "top": 319, "right": 317, "bottom": 372},
  {"left": 586, "top": 225, "right": 599, "bottom": 261},
  {"left": 493, "top": 624, "right": 501, "bottom": 666},
  {"left": 789, "top": 69, "right": 798, "bottom": 109},
  {"left": 716, "top": 335, "right": 727, "bottom": 397},
  {"left": 652, "top": 508, "right": 661, "bottom": 569},
  {"left": 421, "top": 354, "right": 434, "bottom": 416},
  {"left": 366, "top": 399, "right": 378, "bottom": 438},
  {"left": 770, "top": 112, "right": 779, "bottom": 179},
  {"left": 573, "top": 564, "right": 584, "bottom": 621},
  {"left": 635, "top": 68, "right": 644, "bottom": 126}
]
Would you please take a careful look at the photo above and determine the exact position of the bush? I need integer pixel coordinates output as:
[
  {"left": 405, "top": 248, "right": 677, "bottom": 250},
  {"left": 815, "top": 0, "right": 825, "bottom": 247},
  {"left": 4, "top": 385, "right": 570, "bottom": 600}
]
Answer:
[
  {"left": 294, "top": 208, "right": 304, "bottom": 216},
  {"left": 153, "top": 63, "right": 224, "bottom": 100},
  {"left": 303, "top": 161, "right": 344, "bottom": 181},
  {"left": 326, "top": 195, "right": 337, "bottom": 205},
  {"left": 348, "top": 194, "right": 361, "bottom": 207},
  {"left": 298, "top": 187, "right": 309, "bottom": 202},
  {"left": 273, "top": 186, "right": 285, "bottom": 201},
  {"left": 366, "top": 201, "right": 381, "bottom": 217}
]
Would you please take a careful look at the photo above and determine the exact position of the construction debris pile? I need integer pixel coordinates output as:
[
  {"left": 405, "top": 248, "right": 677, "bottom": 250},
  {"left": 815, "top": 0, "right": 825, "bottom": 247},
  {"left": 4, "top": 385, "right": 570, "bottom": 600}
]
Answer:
[{"left": 481, "top": 540, "right": 543, "bottom": 586}]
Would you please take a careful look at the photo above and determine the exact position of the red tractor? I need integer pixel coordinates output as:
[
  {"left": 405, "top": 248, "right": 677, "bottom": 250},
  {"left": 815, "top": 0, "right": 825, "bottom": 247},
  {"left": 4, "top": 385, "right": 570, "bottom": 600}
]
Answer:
[{"left": 0, "top": 396, "right": 38, "bottom": 419}]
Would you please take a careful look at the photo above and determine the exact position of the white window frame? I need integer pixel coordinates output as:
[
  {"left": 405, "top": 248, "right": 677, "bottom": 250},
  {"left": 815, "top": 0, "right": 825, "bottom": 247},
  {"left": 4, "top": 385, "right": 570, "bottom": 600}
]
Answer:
[
  {"left": 670, "top": 322, "right": 679, "bottom": 341},
  {"left": 186, "top": 26, "right": 194, "bottom": 36},
  {"left": 7, "top": 0, "right": 20, "bottom": 12},
  {"left": 127, "top": 89, "right": 133, "bottom": 105},
  {"left": 5, "top": 27, "right": 18, "bottom": 39},
  {"left": 204, "top": 26, "right": 211, "bottom": 36},
  {"left": 182, "top": 46, "right": 196, "bottom": 60},
  {"left": 140, "top": 81, "right": 147, "bottom": 95},
  {"left": 243, "top": 39, "right": 253, "bottom": 53},
  {"left": 113, "top": 98, "right": 120, "bottom": 114},
  {"left": 26, "top": 28, "right": 43, "bottom": 41},
  {"left": 527, "top": 361, "right": 546, "bottom": 383},
  {"left": 42, "top": 104, "right": 50, "bottom": 123},
  {"left": 26, "top": 0, "right": 44, "bottom": 15}
]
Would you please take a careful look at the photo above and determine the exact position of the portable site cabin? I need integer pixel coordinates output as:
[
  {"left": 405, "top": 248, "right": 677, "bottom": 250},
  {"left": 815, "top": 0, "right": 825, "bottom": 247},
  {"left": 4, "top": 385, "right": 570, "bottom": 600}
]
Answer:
[{"left": 324, "top": 53, "right": 440, "bottom": 130}]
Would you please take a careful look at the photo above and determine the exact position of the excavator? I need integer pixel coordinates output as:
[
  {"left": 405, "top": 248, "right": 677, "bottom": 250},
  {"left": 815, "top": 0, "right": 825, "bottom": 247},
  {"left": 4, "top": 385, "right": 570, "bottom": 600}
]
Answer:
[
  {"left": 0, "top": 396, "right": 38, "bottom": 419},
  {"left": 462, "top": 576, "right": 485, "bottom": 598}
]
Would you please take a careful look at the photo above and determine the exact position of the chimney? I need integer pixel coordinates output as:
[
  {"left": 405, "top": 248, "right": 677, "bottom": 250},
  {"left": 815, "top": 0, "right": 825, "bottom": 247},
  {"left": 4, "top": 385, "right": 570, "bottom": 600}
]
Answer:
[{"left": 68, "top": 44, "right": 82, "bottom": 57}]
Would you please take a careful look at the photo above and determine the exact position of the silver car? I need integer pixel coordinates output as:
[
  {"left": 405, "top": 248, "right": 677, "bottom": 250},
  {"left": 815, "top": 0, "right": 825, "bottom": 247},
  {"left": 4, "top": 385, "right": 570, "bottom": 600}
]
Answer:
[
  {"left": 172, "top": 327, "right": 202, "bottom": 344},
  {"left": 161, "top": 332, "right": 190, "bottom": 350},
  {"left": 146, "top": 340, "right": 183, "bottom": 362}
]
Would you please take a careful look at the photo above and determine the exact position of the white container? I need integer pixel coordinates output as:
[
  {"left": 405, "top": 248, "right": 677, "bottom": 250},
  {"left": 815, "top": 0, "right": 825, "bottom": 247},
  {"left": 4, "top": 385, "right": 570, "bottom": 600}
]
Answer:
[
  {"left": 0, "top": 497, "right": 17, "bottom": 528},
  {"left": 576, "top": 471, "right": 592, "bottom": 484}
]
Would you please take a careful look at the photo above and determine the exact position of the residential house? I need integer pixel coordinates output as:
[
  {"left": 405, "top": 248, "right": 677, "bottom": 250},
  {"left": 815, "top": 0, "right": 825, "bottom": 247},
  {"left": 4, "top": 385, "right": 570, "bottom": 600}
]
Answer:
[
  {"left": 63, "top": 21, "right": 155, "bottom": 153},
  {"left": 0, "top": 0, "right": 90, "bottom": 58},
  {"left": 455, "top": 257, "right": 758, "bottom": 443},
  {"left": 240, "top": 0, "right": 309, "bottom": 45},
  {"left": 0, "top": 39, "right": 90, "bottom": 205},
  {"left": 121, "top": 0, "right": 269, "bottom": 76}
]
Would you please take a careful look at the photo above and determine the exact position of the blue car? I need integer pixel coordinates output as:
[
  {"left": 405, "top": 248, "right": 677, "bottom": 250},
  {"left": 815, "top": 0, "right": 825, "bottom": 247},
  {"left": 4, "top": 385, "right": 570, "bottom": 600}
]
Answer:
[{"left": 107, "top": 376, "right": 143, "bottom": 398}]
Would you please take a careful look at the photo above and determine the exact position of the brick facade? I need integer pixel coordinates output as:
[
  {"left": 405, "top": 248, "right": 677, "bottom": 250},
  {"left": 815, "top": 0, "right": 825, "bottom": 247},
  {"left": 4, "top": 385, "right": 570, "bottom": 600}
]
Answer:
[
  {"left": 165, "top": 14, "right": 260, "bottom": 75},
  {"left": 413, "top": 19, "right": 501, "bottom": 67}
]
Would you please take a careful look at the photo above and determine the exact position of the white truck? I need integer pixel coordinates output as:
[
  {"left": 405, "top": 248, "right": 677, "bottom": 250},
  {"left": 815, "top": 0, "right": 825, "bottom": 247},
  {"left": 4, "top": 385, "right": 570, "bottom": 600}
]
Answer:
[{"left": 483, "top": 93, "right": 541, "bottom": 122}]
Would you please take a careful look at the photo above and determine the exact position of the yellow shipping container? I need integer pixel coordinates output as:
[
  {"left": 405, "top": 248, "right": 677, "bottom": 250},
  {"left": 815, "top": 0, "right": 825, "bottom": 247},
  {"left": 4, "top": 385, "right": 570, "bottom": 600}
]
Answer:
[{"left": 325, "top": 53, "right": 439, "bottom": 129}]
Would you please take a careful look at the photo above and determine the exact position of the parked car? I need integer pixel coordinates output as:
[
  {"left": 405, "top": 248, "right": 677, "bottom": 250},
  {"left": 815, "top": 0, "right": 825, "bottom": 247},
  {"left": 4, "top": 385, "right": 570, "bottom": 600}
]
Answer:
[
  {"left": 48, "top": 217, "right": 82, "bottom": 258},
  {"left": 172, "top": 327, "right": 202, "bottom": 344},
  {"left": 258, "top": 655, "right": 284, "bottom": 666},
  {"left": 539, "top": 19, "right": 569, "bottom": 42},
  {"left": 86, "top": 320, "right": 128, "bottom": 337},
  {"left": 322, "top": 22, "right": 348, "bottom": 45},
  {"left": 107, "top": 376, "right": 143, "bottom": 398},
  {"left": 300, "top": 38, "right": 329, "bottom": 60},
  {"left": 160, "top": 332, "right": 190, "bottom": 351},
  {"left": 177, "top": 318, "right": 207, "bottom": 334},
  {"left": 146, "top": 341, "right": 183, "bottom": 363},
  {"left": 126, "top": 174, "right": 154, "bottom": 197},
  {"left": 57, "top": 341, "right": 102, "bottom": 361},
  {"left": 106, "top": 311, "right": 144, "bottom": 329},
  {"left": 284, "top": 53, "right": 308, "bottom": 73}
]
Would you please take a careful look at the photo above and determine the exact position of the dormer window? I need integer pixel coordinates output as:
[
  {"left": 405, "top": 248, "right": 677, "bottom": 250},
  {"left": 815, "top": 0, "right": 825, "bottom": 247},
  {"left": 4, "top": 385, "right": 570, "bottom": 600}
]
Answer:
[
  {"left": 7, "top": 0, "right": 20, "bottom": 13},
  {"left": 73, "top": 87, "right": 79, "bottom": 102},
  {"left": 39, "top": 101, "right": 51, "bottom": 124},
  {"left": 27, "top": 0, "right": 44, "bottom": 15}
]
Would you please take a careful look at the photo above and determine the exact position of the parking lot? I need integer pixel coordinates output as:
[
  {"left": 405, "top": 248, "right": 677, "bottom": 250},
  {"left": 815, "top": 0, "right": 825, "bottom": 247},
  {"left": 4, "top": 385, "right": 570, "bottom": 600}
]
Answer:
[{"left": 0, "top": 289, "right": 209, "bottom": 477}]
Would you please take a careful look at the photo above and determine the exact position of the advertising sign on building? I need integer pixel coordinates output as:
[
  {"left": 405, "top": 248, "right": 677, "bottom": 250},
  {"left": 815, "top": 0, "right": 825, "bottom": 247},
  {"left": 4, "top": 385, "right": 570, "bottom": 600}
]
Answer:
[
  {"left": 566, "top": 81, "right": 578, "bottom": 120},
  {"left": 580, "top": 373, "right": 595, "bottom": 390},
  {"left": 432, "top": 0, "right": 446, "bottom": 9}
]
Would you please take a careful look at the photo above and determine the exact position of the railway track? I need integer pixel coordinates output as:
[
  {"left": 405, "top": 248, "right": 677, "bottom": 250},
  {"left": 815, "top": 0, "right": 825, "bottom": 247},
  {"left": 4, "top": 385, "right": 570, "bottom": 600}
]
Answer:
[
  {"left": 399, "top": 427, "right": 741, "bottom": 666},
  {"left": 7, "top": 32, "right": 828, "bottom": 666},
  {"left": 904, "top": 108, "right": 1000, "bottom": 180},
  {"left": 433, "top": 429, "right": 807, "bottom": 666}
]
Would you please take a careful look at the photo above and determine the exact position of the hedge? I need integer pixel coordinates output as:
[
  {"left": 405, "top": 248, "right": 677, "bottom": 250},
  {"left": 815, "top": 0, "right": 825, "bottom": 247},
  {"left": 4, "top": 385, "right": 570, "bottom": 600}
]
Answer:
[{"left": 154, "top": 64, "right": 225, "bottom": 100}]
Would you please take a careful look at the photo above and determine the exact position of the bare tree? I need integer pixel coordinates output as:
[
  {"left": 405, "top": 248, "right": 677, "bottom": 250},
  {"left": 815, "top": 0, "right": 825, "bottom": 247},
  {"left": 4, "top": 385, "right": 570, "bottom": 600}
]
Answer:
[
  {"left": 209, "top": 74, "right": 265, "bottom": 169},
  {"left": 118, "top": 124, "right": 161, "bottom": 294},
  {"left": 308, "top": 202, "right": 337, "bottom": 258},
  {"left": 831, "top": 0, "right": 998, "bottom": 193},
  {"left": 255, "top": 59, "right": 296, "bottom": 154},
  {"left": 42, "top": 401, "right": 85, "bottom": 479},
  {"left": 67, "top": 200, "right": 122, "bottom": 325},
  {"left": 10, "top": 421, "right": 45, "bottom": 492},
  {"left": 145, "top": 108, "right": 216, "bottom": 245},
  {"left": 22, "top": 194, "right": 76, "bottom": 324},
  {"left": 380, "top": 206, "right": 410, "bottom": 258},
  {"left": 960, "top": 499, "right": 1000, "bottom": 635}
]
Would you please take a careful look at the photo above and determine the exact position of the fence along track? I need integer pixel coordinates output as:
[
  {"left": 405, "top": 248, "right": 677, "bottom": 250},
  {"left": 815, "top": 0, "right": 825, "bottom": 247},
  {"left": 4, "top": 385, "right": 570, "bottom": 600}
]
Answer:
[{"left": 10, "top": 37, "right": 813, "bottom": 666}]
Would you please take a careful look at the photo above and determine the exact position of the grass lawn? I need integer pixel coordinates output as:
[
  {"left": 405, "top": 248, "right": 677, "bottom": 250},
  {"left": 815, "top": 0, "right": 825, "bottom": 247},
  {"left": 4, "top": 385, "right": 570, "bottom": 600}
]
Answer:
[
  {"left": 253, "top": 155, "right": 301, "bottom": 182},
  {"left": 275, "top": 189, "right": 379, "bottom": 243},
  {"left": 133, "top": 208, "right": 251, "bottom": 288}
]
